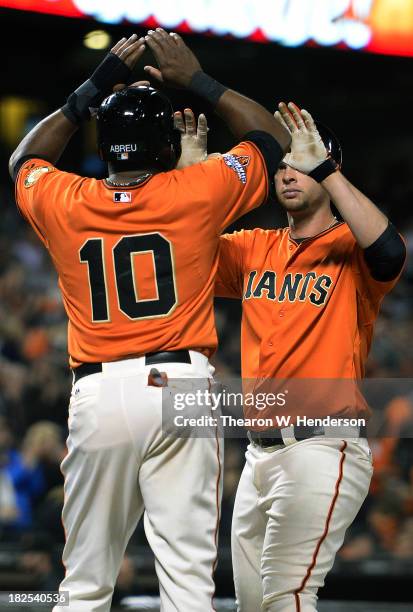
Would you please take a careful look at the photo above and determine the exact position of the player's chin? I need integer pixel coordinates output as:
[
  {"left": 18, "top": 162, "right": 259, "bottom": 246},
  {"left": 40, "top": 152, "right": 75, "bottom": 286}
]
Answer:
[{"left": 278, "top": 196, "right": 308, "bottom": 212}]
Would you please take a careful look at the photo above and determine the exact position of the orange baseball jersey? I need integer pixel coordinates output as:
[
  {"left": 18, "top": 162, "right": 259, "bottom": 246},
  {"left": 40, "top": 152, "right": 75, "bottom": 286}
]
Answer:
[
  {"left": 215, "top": 223, "right": 402, "bottom": 381},
  {"left": 15, "top": 141, "right": 269, "bottom": 367}
]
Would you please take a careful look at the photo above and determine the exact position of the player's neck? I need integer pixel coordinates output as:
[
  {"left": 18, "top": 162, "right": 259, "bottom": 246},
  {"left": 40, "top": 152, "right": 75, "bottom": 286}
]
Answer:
[{"left": 288, "top": 208, "right": 337, "bottom": 240}]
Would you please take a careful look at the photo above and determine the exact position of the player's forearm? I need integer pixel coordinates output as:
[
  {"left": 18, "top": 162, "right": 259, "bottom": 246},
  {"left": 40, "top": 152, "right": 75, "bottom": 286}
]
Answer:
[
  {"left": 322, "top": 171, "right": 405, "bottom": 281},
  {"left": 9, "top": 110, "right": 78, "bottom": 179},
  {"left": 321, "top": 171, "right": 388, "bottom": 248},
  {"left": 215, "top": 90, "right": 291, "bottom": 150},
  {"left": 188, "top": 72, "right": 290, "bottom": 152}
]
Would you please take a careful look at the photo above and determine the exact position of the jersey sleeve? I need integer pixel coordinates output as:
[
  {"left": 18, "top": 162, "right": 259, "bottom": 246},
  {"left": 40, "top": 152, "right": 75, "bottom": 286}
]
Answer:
[
  {"left": 15, "top": 158, "right": 80, "bottom": 246},
  {"left": 215, "top": 231, "right": 248, "bottom": 299},
  {"left": 182, "top": 140, "right": 271, "bottom": 233},
  {"left": 352, "top": 241, "right": 404, "bottom": 307}
]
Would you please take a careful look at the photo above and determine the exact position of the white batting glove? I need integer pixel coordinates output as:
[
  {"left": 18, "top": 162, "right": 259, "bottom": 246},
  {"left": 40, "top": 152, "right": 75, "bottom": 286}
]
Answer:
[
  {"left": 275, "top": 102, "right": 328, "bottom": 174},
  {"left": 174, "top": 109, "right": 208, "bottom": 169}
]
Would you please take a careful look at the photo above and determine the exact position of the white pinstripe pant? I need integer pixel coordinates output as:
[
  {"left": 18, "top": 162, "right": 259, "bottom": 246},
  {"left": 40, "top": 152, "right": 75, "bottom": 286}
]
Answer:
[
  {"left": 53, "top": 352, "right": 223, "bottom": 612},
  {"left": 232, "top": 437, "right": 372, "bottom": 611}
]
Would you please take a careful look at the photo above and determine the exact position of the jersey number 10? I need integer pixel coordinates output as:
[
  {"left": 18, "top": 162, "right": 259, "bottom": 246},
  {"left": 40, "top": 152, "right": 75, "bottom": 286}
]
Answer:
[{"left": 79, "top": 233, "right": 177, "bottom": 322}]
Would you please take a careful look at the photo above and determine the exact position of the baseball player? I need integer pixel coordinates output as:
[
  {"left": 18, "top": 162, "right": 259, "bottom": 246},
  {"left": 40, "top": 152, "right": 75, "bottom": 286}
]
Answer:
[
  {"left": 214, "top": 103, "right": 406, "bottom": 611},
  {"left": 8, "top": 30, "right": 290, "bottom": 611}
]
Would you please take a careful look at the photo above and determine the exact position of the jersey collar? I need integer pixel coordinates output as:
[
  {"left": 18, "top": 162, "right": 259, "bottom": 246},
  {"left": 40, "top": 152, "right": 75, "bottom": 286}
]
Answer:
[
  {"left": 288, "top": 220, "right": 344, "bottom": 246},
  {"left": 103, "top": 174, "right": 154, "bottom": 190}
]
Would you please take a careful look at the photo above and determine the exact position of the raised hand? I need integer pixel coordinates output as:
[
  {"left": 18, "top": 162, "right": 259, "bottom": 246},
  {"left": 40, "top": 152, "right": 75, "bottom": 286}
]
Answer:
[
  {"left": 144, "top": 28, "right": 202, "bottom": 88},
  {"left": 61, "top": 34, "right": 147, "bottom": 125},
  {"left": 110, "top": 34, "right": 146, "bottom": 71},
  {"left": 174, "top": 109, "right": 208, "bottom": 169},
  {"left": 275, "top": 102, "right": 328, "bottom": 174}
]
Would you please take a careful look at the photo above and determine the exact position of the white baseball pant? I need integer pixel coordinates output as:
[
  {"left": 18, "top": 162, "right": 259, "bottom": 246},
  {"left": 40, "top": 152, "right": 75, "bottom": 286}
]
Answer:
[
  {"left": 232, "top": 436, "right": 373, "bottom": 611},
  {"left": 53, "top": 351, "right": 223, "bottom": 612}
]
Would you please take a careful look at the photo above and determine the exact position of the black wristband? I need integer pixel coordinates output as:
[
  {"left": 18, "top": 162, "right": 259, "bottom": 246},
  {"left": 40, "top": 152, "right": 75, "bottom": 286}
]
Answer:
[
  {"left": 62, "top": 53, "right": 132, "bottom": 125},
  {"left": 61, "top": 84, "right": 99, "bottom": 125},
  {"left": 188, "top": 71, "right": 227, "bottom": 108},
  {"left": 308, "top": 158, "right": 338, "bottom": 183}
]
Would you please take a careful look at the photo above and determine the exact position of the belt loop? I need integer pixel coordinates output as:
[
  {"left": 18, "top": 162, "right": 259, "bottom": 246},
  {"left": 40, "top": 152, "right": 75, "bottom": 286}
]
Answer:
[{"left": 281, "top": 426, "right": 297, "bottom": 446}]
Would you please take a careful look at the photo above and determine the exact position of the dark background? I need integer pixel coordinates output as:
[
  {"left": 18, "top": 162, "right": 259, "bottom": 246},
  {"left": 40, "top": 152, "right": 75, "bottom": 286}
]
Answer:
[{"left": 0, "top": 6, "right": 412, "bottom": 608}]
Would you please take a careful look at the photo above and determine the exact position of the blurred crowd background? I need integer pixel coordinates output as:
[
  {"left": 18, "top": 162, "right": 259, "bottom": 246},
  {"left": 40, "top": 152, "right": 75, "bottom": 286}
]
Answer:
[{"left": 0, "top": 4, "right": 413, "bottom": 607}]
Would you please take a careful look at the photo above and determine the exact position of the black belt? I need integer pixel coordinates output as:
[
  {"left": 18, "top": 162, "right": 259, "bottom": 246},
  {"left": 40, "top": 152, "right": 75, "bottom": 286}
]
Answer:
[
  {"left": 248, "top": 424, "right": 367, "bottom": 448},
  {"left": 72, "top": 350, "right": 191, "bottom": 384}
]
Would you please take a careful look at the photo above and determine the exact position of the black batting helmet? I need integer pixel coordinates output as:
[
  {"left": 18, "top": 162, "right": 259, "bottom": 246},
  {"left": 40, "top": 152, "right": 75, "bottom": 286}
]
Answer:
[
  {"left": 96, "top": 86, "right": 181, "bottom": 171},
  {"left": 316, "top": 122, "right": 343, "bottom": 167}
]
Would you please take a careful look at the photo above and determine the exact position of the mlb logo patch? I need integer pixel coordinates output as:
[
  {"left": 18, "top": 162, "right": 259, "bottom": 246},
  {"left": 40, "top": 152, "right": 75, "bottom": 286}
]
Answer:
[{"left": 114, "top": 192, "right": 132, "bottom": 203}]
